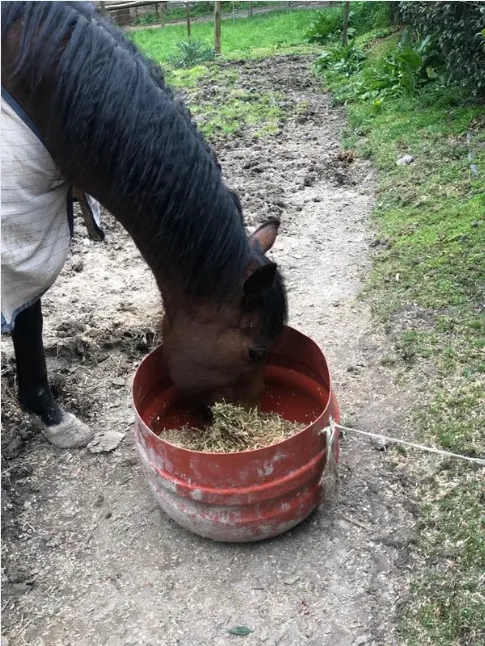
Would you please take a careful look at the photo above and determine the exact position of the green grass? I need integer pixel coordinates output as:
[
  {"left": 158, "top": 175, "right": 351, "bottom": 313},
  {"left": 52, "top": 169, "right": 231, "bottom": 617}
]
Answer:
[
  {"left": 193, "top": 86, "right": 283, "bottom": 138},
  {"left": 316, "top": 30, "right": 485, "bottom": 646},
  {"left": 131, "top": 9, "right": 320, "bottom": 63},
  {"left": 166, "top": 65, "right": 210, "bottom": 89},
  {"left": 131, "top": 1, "right": 282, "bottom": 26},
  {"left": 167, "top": 65, "right": 285, "bottom": 140}
]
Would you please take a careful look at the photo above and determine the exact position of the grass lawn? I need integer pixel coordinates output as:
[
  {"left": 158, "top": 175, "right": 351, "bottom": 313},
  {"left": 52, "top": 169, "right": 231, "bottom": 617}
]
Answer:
[
  {"left": 131, "top": 9, "right": 320, "bottom": 63},
  {"left": 132, "top": 1, "right": 282, "bottom": 26},
  {"left": 318, "top": 29, "right": 485, "bottom": 646}
]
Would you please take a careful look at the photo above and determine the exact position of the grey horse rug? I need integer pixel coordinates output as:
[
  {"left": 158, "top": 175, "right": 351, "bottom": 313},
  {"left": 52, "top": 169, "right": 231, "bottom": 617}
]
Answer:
[{"left": 1, "top": 87, "right": 104, "bottom": 333}]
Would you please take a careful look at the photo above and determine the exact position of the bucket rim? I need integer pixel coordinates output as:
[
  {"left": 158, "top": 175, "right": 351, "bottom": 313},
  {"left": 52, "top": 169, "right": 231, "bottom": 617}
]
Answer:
[{"left": 132, "top": 324, "right": 337, "bottom": 456}]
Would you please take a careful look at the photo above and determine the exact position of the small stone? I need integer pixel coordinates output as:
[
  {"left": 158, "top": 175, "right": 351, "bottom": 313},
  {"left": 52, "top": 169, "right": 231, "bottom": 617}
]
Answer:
[
  {"left": 94, "top": 493, "right": 104, "bottom": 507},
  {"left": 396, "top": 154, "right": 414, "bottom": 166},
  {"left": 111, "top": 377, "right": 125, "bottom": 387},
  {"left": 284, "top": 574, "right": 301, "bottom": 585},
  {"left": 105, "top": 511, "right": 112, "bottom": 519},
  {"left": 88, "top": 431, "right": 125, "bottom": 453},
  {"left": 72, "top": 259, "right": 84, "bottom": 272},
  {"left": 354, "top": 637, "right": 369, "bottom": 646},
  {"left": 370, "top": 437, "right": 389, "bottom": 451}
]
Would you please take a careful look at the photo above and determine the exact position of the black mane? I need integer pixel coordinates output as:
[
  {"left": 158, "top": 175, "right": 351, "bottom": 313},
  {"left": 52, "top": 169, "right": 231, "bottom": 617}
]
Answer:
[
  {"left": 1, "top": 1, "right": 286, "bottom": 329},
  {"left": 72, "top": 2, "right": 225, "bottom": 176}
]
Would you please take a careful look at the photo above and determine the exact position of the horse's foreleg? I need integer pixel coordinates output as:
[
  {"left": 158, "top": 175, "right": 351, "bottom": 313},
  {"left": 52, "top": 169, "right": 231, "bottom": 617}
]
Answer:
[{"left": 12, "top": 300, "right": 93, "bottom": 448}]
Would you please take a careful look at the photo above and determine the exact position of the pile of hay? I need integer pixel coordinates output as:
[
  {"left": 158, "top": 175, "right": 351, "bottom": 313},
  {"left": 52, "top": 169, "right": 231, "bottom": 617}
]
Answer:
[{"left": 161, "top": 402, "right": 304, "bottom": 453}]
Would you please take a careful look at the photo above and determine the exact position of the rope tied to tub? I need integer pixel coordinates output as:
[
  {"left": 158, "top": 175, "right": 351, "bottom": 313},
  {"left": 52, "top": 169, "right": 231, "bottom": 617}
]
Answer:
[{"left": 319, "top": 417, "right": 485, "bottom": 504}]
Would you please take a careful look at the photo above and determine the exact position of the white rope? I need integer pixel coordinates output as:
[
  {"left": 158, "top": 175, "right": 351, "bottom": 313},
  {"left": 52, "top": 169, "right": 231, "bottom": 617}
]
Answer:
[
  {"left": 319, "top": 421, "right": 340, "bottom": 502},
  {"left": 322, "top": 417, "right": 485, "bottom": 466}
]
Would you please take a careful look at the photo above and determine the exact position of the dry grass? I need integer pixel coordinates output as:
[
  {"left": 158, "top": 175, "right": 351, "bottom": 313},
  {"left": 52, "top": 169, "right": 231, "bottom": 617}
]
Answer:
[{"left": 160, "top": 402, "right": 304, "bottom": 453}]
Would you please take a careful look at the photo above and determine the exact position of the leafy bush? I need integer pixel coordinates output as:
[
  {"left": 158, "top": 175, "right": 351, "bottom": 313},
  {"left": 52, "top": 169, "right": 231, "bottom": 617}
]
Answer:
[
  {"left": 398, "top": 1, "right": 485, "bottom": 96},
  {"left": 315, "top": 42, "right": 366, "bottom": 76},
  {"left": 306, "top": 2, "right": 394, "bottom": 44},
  {"left": 306, "top": 5, "right": 343, "bottom": 44},
  {"left": 358, "top": 31, "right": 444, "bottom": 101},
  {"left": 315, "top": 31, "right": 447, "bottom": 109},
  {"left": 168, "top": 39, "right": 216, "bottom": 69},
  {"left": 350, "top": 1, "right": 396, "bottom": 34}
]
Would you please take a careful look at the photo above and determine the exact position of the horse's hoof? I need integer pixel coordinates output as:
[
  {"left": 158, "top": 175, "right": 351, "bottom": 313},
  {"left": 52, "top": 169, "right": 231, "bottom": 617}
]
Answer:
[{"left": 41, "top": 412, "right": 93, "bottom": 449}]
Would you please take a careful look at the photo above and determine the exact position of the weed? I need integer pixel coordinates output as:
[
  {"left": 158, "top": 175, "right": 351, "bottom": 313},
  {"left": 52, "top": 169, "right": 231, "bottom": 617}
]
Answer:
[
  {"left": 315, "top": 42, "right": 366, "bottom": 76},
  {"left": 167, "top": 38, "right": 215, "bottom": 68}
]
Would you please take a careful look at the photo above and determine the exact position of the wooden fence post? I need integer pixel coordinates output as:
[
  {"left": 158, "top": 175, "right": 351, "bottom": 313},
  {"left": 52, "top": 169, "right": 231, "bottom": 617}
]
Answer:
[
  {"left": 160, "top": 1, "right": 166, "bottom": 27},
  {"left": 342, "top": 0, "right": 350, "bottom": 46},
  {"left": 248, "top": 1, "right": 253, "bottom": 17},
  {"left": 214, "top": 1, "right": 221, "bottom": 54},
  {"left": 186, "top": 1, "right": 191, "bottom": 38},
  {"left": 99, "top": 1, "right": 106, "bottom": 15}
]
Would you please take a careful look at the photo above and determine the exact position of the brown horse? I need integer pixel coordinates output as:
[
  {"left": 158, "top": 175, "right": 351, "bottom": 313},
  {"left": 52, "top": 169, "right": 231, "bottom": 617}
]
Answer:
[{"left": 1, "top": 1, "right": 287, "bottom": 449}]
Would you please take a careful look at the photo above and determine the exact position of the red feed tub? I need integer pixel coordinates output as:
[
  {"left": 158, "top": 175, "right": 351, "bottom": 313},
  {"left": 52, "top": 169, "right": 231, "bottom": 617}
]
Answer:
[{"left": 132, "top": 325, "right": 340, "bottom": 543}]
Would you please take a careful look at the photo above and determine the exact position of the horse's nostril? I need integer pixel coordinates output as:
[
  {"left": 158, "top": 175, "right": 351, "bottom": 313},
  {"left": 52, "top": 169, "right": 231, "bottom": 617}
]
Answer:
[{"left": 248, "top": 346, "right": 267, "bottom": 362}]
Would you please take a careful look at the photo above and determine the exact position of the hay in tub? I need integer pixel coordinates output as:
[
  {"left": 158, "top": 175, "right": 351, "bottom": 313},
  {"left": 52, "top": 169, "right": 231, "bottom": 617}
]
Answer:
[{"left": 160, "top": 402, "right": 304, "bottom": 453}]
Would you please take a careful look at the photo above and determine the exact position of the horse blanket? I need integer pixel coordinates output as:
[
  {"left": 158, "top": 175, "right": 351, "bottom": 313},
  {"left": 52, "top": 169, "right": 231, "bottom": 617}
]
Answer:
[{"left": 1, "top": 88, "right": 103, "bottom": 333}]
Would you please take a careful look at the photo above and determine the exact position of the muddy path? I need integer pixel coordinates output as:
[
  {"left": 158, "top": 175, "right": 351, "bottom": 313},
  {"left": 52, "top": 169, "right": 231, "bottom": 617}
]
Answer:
[{"left": 1, "top": 56, "right": 416, "bottom": 646}]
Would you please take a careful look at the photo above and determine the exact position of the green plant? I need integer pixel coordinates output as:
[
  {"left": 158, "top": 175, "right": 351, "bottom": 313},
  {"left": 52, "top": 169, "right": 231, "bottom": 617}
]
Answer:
[
  {"left": 398, "top": 1, "right": 485, "bottom": 96},
  {"left": 315, "top": 42, "right": 366, "bottom": 75},
  {"left": 167, "top": 39, "right": 216, "bottom": 69},
  {"left": 358, "top": 32, "right": 444, "bottom": 101},
  {"left": 306, "top": 2, "right": 395, "bottom": 44},
  {"left": 350, "top": 1, "right": 396, "bottom": 34},
  {"left": 306, "top": 6, "right": 343, "bottom": 44}
]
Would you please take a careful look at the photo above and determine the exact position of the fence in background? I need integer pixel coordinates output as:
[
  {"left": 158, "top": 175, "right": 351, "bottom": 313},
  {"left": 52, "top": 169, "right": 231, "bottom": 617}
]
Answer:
[{"left": 96, "top": 1, "right": 328, "bottom": 28}]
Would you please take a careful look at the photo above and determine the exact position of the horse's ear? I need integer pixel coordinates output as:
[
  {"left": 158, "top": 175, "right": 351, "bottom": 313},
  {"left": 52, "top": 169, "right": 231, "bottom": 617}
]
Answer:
[
  {"left": 249, "top": 219, "right": 280, "bottom": 254},
  {"left": 243, "top": 263, "right": 277, "bottom": 309}
]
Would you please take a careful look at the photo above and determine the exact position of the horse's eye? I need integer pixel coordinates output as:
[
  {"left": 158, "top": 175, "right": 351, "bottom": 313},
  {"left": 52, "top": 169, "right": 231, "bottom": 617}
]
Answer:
[{"left": 248, "top": 346, "right": 267, "bottom": 362}]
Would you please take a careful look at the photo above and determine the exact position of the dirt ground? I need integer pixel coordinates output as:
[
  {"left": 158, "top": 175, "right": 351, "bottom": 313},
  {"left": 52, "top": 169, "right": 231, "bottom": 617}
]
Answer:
[{"left": 1, "top": 57, "right": 418, "bottom": 646}]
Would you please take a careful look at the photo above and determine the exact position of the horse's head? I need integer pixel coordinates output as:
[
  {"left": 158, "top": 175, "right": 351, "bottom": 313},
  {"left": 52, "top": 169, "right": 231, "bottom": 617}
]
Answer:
[{"left": 161, "top": 219, "right": 287, "bottom": 412}]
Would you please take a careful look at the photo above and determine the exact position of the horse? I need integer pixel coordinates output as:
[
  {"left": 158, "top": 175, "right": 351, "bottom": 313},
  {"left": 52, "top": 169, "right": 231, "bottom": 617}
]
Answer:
[{"left": 1, "top": 1, "right": 287, "bottom": 450}]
